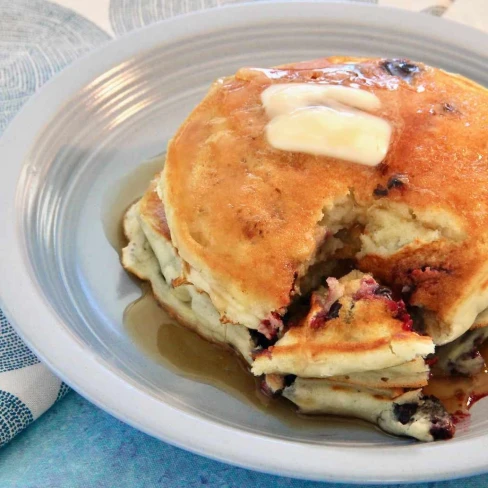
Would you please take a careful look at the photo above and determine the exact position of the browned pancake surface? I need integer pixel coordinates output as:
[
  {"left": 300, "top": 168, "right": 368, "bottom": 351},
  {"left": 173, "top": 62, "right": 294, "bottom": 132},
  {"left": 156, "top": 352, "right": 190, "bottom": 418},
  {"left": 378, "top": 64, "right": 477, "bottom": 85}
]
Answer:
[{"left": 162, "top": 56, "right": 488, "bottom": 335}]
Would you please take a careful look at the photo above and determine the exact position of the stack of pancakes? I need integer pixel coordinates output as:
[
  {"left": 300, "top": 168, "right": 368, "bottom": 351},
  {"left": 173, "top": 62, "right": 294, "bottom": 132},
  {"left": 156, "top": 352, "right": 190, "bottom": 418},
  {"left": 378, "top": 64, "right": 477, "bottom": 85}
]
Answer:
[{"left": 122, "top": 56, "right": 488, "bottom": 441}]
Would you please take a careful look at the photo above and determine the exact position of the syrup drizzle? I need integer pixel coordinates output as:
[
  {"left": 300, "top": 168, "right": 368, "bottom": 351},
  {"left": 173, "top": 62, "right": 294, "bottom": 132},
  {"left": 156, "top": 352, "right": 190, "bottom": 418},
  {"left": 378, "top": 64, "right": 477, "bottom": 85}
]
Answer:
[{"left": 424, "top": 343, "right": 488, "bottom": 419}]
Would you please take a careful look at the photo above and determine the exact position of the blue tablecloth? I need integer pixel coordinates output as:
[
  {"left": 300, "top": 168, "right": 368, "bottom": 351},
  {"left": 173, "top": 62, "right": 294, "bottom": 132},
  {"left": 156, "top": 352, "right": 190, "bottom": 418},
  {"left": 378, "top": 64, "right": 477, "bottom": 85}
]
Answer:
[
  {"left": 1, "top": 391, "right": 487, "bottom": 488},
  {"left": 2, "top": 0, "right": 488, "bottom": 486}
]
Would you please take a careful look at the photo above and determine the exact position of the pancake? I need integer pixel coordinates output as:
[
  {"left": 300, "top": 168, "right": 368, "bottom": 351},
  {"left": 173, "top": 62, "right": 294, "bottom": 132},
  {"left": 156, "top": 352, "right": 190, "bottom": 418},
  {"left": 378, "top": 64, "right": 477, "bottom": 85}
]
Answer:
[
  {"left": 128, "top": 181, "right": 433, "bottom": 384},
  {"left": 160, "top": 56, "right": 488, "bottom": 345},
  {"left": 327, "top": 358, "right": 429, "bottom": 389},
  {"left": 122, "top": 194, "right": 254, "bottom": 363},
  {"left": 263, "top": 358, "right": 429, "bottom": 395},
  {"left": 252, "top": 271, "right": 434, "bottom": 377},
  {"left": 472, "top": 308, "right": 488, "bottom": 330},
  {"left": 282, "top": 378, "right": 454, "bottom": 441}
]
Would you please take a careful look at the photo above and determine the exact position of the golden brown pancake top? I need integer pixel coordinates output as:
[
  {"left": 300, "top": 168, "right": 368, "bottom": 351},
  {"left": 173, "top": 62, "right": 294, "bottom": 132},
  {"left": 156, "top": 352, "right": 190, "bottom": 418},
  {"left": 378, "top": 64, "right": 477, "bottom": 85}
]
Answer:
[{"left": 163, "top": 56, "right": 488, "bottom": 333}]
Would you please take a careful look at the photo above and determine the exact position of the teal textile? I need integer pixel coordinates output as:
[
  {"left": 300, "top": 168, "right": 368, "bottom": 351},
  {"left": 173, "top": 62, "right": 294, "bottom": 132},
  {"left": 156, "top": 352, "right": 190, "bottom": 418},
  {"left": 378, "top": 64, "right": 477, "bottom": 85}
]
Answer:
[{"left": 1, "top": 392, "right": 487, "bottom": 488}]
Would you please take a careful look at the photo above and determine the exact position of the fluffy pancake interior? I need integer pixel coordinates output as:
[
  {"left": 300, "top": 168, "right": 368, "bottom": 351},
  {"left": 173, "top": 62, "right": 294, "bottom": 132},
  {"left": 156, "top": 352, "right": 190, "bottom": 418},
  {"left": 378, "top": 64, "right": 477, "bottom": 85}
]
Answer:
[
  {"left": 434, "top": 325, "right": 488, "bottom": 376},
  {"left": 131, "top": 182, "right": 437, "bottom": 381},
  {"left": 252, "top": 271, "right": 434, "bottom": 377}
]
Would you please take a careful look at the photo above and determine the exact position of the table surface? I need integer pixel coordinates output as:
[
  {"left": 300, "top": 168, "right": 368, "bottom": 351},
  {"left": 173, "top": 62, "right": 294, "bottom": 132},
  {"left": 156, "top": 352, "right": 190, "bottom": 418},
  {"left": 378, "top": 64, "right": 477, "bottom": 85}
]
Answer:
[
  {"left": 2, "top": 0, "right": 488, "bottom": 486},
  {"left": 1, "top": 391, "right": 487, "bottom": 488}
]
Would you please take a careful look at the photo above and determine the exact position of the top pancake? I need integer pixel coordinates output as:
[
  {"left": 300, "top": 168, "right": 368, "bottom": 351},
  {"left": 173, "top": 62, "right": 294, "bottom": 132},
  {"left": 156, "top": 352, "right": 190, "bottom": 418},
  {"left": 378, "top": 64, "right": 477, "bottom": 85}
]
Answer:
[{"left": 161, "top": 56, "right": 488, "bottom": 343}]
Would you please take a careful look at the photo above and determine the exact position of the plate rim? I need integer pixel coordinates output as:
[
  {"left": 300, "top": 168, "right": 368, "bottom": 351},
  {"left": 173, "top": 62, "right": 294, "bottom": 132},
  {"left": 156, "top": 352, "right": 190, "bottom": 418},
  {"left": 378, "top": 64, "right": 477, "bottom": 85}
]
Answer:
[{"left": 1, "top": 2, "right": 488, "bottom": 483}]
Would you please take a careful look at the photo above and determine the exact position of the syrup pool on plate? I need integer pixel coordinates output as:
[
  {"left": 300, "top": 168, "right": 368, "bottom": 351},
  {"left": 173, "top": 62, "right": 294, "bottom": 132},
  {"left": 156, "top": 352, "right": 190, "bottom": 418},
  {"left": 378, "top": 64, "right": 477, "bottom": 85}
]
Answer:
[{"left": 123, "top": 281, "right": 373, "bottom": 430}]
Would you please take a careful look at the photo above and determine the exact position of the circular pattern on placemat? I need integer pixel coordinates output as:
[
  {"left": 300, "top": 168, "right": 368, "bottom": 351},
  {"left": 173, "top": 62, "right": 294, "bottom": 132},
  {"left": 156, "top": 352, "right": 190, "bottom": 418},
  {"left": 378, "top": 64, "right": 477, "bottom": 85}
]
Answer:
[
  {"left": 0, "top": 0, "right": 111, "bottom": 133},
  {"left": 109, "top": 0, "right": 241, "bottom": 35},
  {"left": 108, "top": 0, "right": 380, "bottom": 35}
]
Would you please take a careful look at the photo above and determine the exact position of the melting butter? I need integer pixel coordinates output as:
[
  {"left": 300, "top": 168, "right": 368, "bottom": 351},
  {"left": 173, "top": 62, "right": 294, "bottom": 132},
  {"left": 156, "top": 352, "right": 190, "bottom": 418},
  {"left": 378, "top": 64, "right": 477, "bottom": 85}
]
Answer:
[{"left": 261, "top": 83, "right": 391, "bottom": 167}]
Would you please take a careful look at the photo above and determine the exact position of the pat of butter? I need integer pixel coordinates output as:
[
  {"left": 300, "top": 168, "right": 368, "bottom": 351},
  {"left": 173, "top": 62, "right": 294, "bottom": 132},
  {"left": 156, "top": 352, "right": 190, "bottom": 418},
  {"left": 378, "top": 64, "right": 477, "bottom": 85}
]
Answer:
[{"left": 261, "top": 83, "right": 391, "bottom": 166}]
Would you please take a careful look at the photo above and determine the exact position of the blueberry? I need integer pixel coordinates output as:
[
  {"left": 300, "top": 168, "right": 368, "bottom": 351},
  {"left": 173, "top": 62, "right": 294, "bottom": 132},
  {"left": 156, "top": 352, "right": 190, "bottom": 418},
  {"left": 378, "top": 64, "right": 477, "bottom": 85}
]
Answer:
[
  {"left": 382, "top": 59, "right": 420, "bottom": 82},
  {"left": 326, "top": 301, "right": 342, "bottom": 320},
  {"left": 394, "top": 402, "right": 418, "bottom": 424},
  {"left": 373, "top": 185, "right": 389, "bottom": 197}
]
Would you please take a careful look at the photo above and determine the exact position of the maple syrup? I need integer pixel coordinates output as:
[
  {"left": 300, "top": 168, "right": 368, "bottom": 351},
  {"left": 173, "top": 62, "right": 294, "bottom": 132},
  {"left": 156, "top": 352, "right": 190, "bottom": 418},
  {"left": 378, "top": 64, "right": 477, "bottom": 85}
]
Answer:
[
  {"left": 123, "top": 282, "right": 358, "bottom": 429},
  {"left": 424, "top": 343, "right": 488, "bottom": 417}
]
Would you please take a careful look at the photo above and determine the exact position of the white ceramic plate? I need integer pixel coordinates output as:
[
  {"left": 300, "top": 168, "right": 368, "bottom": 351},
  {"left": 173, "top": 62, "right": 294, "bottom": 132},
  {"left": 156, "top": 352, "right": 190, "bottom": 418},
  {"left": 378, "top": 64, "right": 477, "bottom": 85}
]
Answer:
[{"left": 1, "top": 2, "right": 488, "bottom": 483}]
